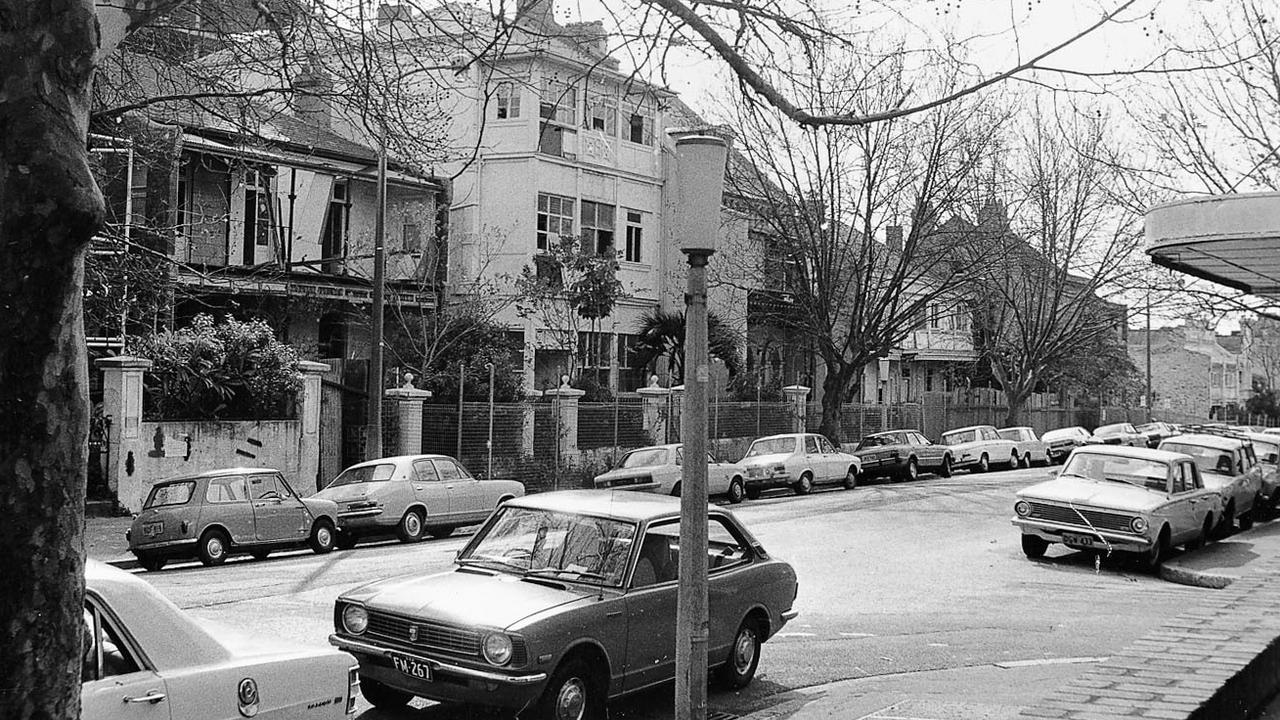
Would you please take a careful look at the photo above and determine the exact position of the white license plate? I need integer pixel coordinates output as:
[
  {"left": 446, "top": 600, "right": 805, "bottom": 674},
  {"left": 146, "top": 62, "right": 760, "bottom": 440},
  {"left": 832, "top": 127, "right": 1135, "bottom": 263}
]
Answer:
[
  {"left": 143, "top": 521, "right": 164, "bottom": 538},
  {"left": 1062, "top": 532, "right": 1096, "bottom": 548},
  {"left": 391, "top": 654, "right": 431, "bottom": 681}
]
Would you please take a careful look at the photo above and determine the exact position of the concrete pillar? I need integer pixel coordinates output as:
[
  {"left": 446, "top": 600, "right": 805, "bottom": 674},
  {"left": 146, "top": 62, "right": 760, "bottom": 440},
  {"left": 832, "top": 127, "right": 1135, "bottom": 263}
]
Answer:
[
  {"left": 295, "top": 360, "right": 330, "bottom": 493},
  {"left": 783, "top": 385, "right": 810, "bottom": 434},
  {"left": 637, "top": 375, "right": 670, "bottom": 446},
  {"left": 543, "top": 376, "right": 585, "bottom": 465},
  {"left": 521, "top": 390, "right": 543, "bottom": 457},
  {"left": 385, "top": 376, "right": 432, "bottom": 457},
  {"left": 96, "top": 356, "right": 152, "bottom": 511}
]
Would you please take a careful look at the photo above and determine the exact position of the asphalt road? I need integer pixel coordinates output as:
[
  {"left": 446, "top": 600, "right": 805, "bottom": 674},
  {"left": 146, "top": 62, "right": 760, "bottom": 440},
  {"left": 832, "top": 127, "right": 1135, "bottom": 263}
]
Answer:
[{"left": 137, "top": 465, "right": 1214, "bottom": 720}]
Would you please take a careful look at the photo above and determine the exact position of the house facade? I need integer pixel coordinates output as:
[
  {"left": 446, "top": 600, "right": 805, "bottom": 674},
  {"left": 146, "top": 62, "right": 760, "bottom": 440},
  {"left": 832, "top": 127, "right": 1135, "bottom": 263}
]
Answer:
[{"left": 1128, "top": 324, "right": 1252, "bottom": 419}]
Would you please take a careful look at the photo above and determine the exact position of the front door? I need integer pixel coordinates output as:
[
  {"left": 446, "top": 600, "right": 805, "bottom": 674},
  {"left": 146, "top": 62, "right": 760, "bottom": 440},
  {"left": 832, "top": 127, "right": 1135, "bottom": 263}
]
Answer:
[
  {"left": 437, "top": 458, "right": 489, "bottom": 521},
  {"left": 82, "top": 601, "right": 172, "bottom": 719},
  {"left": 249, "top": 473, "right": 308, "bottom": 542},
  {"left": 411, "top": 459, "right": 453, "bottom": 524},
  {"left": 202, "top": 475, "right": 255, "bottom": 544},
  {"left": 624, "top": 521, "right": 679, "bottom": 691}
]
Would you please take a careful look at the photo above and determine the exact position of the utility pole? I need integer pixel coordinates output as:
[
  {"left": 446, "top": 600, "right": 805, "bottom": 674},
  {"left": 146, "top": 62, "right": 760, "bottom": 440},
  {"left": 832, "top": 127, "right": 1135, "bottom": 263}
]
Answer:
[
  {"left": 1146, "top": 292, "right": 1153, "bottom": 421},
  {"left": 366, "top": 129, "right": 387, "bottom": 460},
  {"left": 673, "top": 134, "right": 728, "bottom": 720}
]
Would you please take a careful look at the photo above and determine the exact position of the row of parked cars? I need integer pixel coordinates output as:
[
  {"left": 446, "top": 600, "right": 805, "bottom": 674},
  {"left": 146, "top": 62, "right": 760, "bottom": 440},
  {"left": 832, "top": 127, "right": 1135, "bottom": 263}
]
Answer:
[{"left": 1012, "top": 426, "right": 1280, "bottom": 568}]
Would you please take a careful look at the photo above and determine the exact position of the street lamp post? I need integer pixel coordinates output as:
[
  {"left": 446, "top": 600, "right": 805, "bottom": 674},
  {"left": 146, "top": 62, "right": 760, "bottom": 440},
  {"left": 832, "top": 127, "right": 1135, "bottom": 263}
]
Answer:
[
  {"left": 672, "top": 134, "right": 728, "bottom": 720},
  {"left": 366, "top": 130, "right": 387, "bottom": 460}
]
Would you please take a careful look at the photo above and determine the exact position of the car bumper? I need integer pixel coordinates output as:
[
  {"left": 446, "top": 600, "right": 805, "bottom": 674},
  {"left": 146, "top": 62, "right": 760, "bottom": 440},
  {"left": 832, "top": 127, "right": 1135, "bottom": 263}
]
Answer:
[
  {"left": 129, "top": 539, "right": 198, "bottom": 558},
  {"left": 743, "top": 474, "right": 792, "bottom": 490},
  {"left": 336, "top": 510, "right": 393, "bottom": 532},
  {"left": 1012, "top": 518, "right": 1152, "bottom": 551},
  {"left": 330, "top": 634, "right": 547, "bottom": 708}
]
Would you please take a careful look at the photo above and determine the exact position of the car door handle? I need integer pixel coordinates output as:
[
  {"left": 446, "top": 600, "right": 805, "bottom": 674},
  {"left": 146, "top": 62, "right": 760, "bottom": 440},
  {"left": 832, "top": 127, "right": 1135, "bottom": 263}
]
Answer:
[
  {"left": 607, "top": 611, "right": 622, "bottom": 618},
  {"left": 123, "top": 691, "right": 166, "bottom": 704}
]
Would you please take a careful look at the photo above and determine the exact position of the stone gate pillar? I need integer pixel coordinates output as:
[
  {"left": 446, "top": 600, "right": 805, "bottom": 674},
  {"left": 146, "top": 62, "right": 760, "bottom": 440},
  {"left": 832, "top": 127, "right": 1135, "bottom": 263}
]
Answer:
[
  {"left": 543, "top": 377, "right": 585, "bottom": 466},
  {"left": 521, "top": 389, "right": 543, "bottom": 458},
  {"left": 385, "top": 377, "right": 431, "bottom": 457},
  {"left": 783, "top": 385, "right": 811, "bottom": 434},
  {"left": 638, "top": 376, "right": 670, "bottom": 445},
  {"left": 96, "top": 356, "right": 152, "bottom": 511},
  {"left": 295, "top": 361, "right": 330, "bottom": 493}
]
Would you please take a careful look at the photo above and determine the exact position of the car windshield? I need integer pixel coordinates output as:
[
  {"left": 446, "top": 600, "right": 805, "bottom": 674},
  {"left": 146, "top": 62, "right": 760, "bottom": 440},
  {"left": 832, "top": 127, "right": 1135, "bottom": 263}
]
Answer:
[
  {"left": 1095, "top": 424, "right": 1126, "bottom": 435},
  {"left": 1060, "top": 453, "right": 1170, "bottom": 490},
  {"left": 326, "top": 463, "right": 396, "bottom": 488},
  {"left": 856, "top": 435, "right": 893, "bottom": 449},
  {"left": 1042, "top": 428, "right": 1077, "bottom": 442},
  {"left": 745, "top": 437, "right": 795, "bottom": 457},
  {"left": 459, "top": 507, "right": 637, "bottom": 587},
  {"left": 621, "top": 448, "right": 670, "bottom": 468},
  {"left": 1135, "top": 423, "right": 1158, "bottom": 433},
  {"left": 943, "top": 429, "right": 977, "bottom": 444},
  {"left": 1160, "top": 442, "right": 1236, "bottom": 476},
  {"left": 1254, "top": 440, "right": 1280, "bottom": 465},
  {"left": 143, "top": 481, "right": 195, "bottom": 509}
]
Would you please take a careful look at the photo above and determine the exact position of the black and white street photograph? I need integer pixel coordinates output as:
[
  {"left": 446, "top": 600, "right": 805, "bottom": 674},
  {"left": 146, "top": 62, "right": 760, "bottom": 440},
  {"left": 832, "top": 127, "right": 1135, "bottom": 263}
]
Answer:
[{"left": 7, "top": 1, "right": 1280, "bottom": 719}]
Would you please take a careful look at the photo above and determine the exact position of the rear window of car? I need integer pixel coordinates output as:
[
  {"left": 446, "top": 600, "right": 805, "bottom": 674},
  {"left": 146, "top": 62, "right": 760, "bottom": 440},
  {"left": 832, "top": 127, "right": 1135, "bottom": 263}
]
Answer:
[
  {"left": 997, "top": 429, "right": 1021, "bottom": 441},
  {"left": 943, "top": 429, "right": 977, "bottom": 444},
  {"left": 621, "top": 448, "right": 670, "bottom": 468},
  {"left": 1255, "top": 440, "right": 1280, "bottom": 464},
  {"left": 327, "top": 463, "right": 396, "bottom": 488},
  {"left": 745, "top": 437, "right": 796, "bottom": 457},
  {"left": 144, "top": 481, "right": 195, "bottom": 509},
  {"left": 1161, "top": 442, "right": 1238, "bottom": 476}
]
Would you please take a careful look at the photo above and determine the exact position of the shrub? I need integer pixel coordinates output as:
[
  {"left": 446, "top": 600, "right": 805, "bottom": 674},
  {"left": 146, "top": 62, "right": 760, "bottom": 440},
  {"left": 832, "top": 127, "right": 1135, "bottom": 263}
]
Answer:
[{"left": 134, "top": 314, "right": 302, "bottom": 420}]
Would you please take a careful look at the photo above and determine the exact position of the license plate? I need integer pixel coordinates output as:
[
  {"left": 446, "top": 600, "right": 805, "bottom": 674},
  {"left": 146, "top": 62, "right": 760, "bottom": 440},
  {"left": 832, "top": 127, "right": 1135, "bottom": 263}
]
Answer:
[
  {"left": 1062, "top": 532, "right": 1096, "bottom": 548},
  {"left": 391, "top": 654, "right": 431, "bottom": 681},
  {"left": 143, "top": 521, "right": 164, "bottom": 538}
]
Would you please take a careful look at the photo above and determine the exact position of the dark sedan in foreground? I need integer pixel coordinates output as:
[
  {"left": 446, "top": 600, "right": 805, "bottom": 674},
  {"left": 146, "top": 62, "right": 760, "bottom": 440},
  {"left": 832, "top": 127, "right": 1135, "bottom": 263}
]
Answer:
[{"left": 330, "top": 490, "right": 799, "bottom": 720}]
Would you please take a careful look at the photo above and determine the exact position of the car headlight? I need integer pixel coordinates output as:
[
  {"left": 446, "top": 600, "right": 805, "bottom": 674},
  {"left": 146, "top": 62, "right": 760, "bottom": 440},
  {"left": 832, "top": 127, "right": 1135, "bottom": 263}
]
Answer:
[
  {"left": 1131, "top": 517, "right": 1148, "bottom": 534},
  {"left": 342, "top": 604, "right": 368, "bottom": 635},
  {"left": 482, "top": 632, "right": 513, "bottom": 666},
  {"left": 1014, "top": 501, "right": 1031, "bottom": 517}
]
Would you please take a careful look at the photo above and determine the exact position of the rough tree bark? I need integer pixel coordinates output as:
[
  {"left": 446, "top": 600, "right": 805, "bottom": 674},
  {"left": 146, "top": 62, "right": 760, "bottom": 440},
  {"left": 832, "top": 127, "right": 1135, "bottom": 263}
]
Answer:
[{"left": 0, "top": 2, "right": 116, "bottom": 718}]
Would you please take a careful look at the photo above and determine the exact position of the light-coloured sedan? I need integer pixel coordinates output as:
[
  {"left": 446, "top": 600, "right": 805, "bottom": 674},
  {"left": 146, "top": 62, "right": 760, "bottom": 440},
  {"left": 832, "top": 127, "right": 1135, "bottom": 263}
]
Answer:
[
  {"left": 1041, "top": 426, "right": 1092, "bottom": 464},
  {"left": 1246, "top": 432, "right": 1280, "bottom": 513},
  {"left": 738, "top": 433, "right": 862, "bottom": 499},
  {"left": 314, "top": 454, "right": 525, "bottom": 547},
  {"left": 1012, "top": 446, "right": 1221, "bottom": 568},
  {"left": 997, "top": 426, "right": 1051, "bottom": 467},
  {"left": 330, "top": 491, "right": 798, "bottom": 719},
  {"left": 592, "top": 444, "right": 747, "bottom": 503},
  {"left": 942, "top": 425, "right": 1019, "bottom": 473},
  {"left": 1089, "top": 423, "right": 1147, "bottom": 447},
  {"left": 84, "top": 560, "right": 359, "bottom": 719},
  {"left": 1160, "top": 433, "right": 1264, "bottom": 535}
]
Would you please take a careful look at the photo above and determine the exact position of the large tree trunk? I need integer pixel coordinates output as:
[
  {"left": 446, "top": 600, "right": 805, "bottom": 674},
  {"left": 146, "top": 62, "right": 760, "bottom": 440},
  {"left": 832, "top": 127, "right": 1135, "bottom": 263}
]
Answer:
[
  {"left": 1002, "top": 377, "right": 1036, "bottom": 427},
  {"left": 0, "top": 2, "right": 105, "bottom": 718},
  {"left": 818, "top": 359, "right": 855, "bottom": 445}
]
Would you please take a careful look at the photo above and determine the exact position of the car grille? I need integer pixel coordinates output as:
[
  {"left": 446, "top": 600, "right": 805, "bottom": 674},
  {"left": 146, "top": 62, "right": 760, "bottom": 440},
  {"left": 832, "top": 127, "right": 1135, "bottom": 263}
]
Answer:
[
  {"left": 365, "top": 611, "right": 527, "bottom": 665},
  {"left": 1027, "top": 502, "right": 1135, "bottom": 534}
]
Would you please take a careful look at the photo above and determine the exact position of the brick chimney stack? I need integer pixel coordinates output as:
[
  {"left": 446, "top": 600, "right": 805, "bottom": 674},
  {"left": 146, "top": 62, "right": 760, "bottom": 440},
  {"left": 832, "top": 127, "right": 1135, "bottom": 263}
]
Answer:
[
  {"left": 886, "top": 225, "right": 904, "bottom": 253},
  {"left": 293, "top": 59, "right": 333, "bottom": 132}
]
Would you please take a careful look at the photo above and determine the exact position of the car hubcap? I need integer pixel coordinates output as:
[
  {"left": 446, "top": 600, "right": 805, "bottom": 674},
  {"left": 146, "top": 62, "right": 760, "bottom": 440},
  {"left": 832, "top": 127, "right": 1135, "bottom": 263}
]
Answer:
[
  {"left": 555, "top": 677, "right": 586, "bottom": 720},
  {"left": 317, "top": 527, "right": 331, "bottom": 546},
  {"left": 406, "top": 515, "right": 420, "bottom": 535},
  {"left": 734, "top": 629, "right": 756, "bottom": 672},
  {"left": 208, "top": 538, "right": 223, "bottom": 558}
]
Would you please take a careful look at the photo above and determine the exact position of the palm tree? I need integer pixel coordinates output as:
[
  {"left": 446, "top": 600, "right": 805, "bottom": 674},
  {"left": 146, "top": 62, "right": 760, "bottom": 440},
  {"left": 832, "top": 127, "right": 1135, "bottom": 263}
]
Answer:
[{"left": 631, "top": 309, "right": 742, "bottom": 383}]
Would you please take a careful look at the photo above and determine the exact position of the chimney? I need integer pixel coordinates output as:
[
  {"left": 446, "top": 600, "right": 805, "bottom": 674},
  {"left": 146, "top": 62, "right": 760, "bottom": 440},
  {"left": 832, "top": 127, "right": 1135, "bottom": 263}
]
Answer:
[
  {"left": 517, "top": 0, "right": 555, "bottom": 27},
  {"left": 293, "top": 59, "right": 333, "bottom": 132},
  {"left": 378, "top": 4, "right": 410, "bottom": 25},
  {"left": 886, "top": 225, "right": 903, "bottom": 253}
]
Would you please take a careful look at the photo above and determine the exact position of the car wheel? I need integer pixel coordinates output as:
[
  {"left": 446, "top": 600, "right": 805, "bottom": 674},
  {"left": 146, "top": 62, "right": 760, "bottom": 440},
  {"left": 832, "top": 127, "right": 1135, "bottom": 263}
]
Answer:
[
  {"left": 197, "top": 529, "right": 230, "bottom": 566},
  {"left": 1240, "top": 503, "right": 1256, "bottom": 531},
  {"left": 428, "top": 525, "right": 455, "bottom": 539},
  {"left": 137, "top": 554, "right": 165, "bottom": 572},
  {"left": 1022, "top": 453, "right": 1033, "bottom": 469},
  {"left": 727, "top": 477, "right": 745, "bottom": 504},
  {"left": 335, "top": 531, "right": 358, "bottom": 550},
  {"left": 361, "top": 677, "right": 412, "bottom": 709},
  {"left": 715, "top": 617, "right": 763, "bottom": 689},
  {"left": 1143, "top": 528, "right": 1169, "bottom": 570},
  {"left": 976, "top": 454, "right": 989, "bottom": 473},
  {"left": 250, "top": 549, "right": 271, "bottom": 561},
  {"left": 309, "top": 520, "right": 336, "bottom": 554},
  {"left": 745, "top": 486, "right": 762, "bottom": 501},
  {"left": 1021, "top": 534, "right": 1048, "bottom": 559},
  {"left": 938, "top": 455, "right": 952, "bottom": 478},
  {"left": 396, "top": 509, "right": 425, "bottom": 543},
  {"left": 1010, "top": 451, "right": 1020, "bottom": 469},
  {"left": 1186, "top": 515, "right": 1213, "bottom": 551},
  {"left": 794, "top": 472, "right": 813, "bottom": 495},
  {"left": 842, "top": 467, "right": 858, "bottom": 490},
  {"left": 904, "top": 458, "right": 919, "bottom": 482},
  {"left": 535, "top": 658, "right": 604, "bottom": 720},
  {"left": 1215, "top": 502, "right": 1236, "bottom": 539}
]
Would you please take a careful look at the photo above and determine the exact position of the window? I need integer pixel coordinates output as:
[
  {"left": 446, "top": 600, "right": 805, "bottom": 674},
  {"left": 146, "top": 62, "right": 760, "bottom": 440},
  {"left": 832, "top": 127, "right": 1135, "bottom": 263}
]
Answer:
[
  {"left": 708, "top": 516, "right": 749, "bottom": 571},
  {"left": 578, "top": 331, "right": 612, "bottom": 386},
  {"left": 144, "top": 481, "right": 195, "bottom": 509},
  {"left": 539, "top": 76, "right": 578, "bottom": 125},
  {"left": 819, "top": 437, "right": 836, "bottom": 454},
  {"left": 580, "top": 201, "right": 616, "bottom": 255},
  {"left": 584, "top": 92, "right": 616, "bottom": 134},
  {"left": 624, "top": 210, "right": 643, "bottom": 262},
  {"left": 633, "top": 522, "right": 679, "bottom": 587},
  {"left": 434, "top": 459, "right": 472, "bottom": 481},
  {"left": 495, "top": 81, "right": 521, "bottom": 119},
  {"left": 205, "top": 476, "right": 249, "bottom": 503},
  {"left": 321, "top": 180, "right": 349, "bottom": 265},
  {"left": 625, "top": 104, "right": 653, "bottom": 145},
  {"left": 616, "top": 333, "right": 644, "bottom": 391},
  {"left": 82, "top": 603, "right": 140, "bottom": 682},
  {"left": 402, "top": 222, "right": 421, "bottom": 254},
  {"left": 537, "top": 193, "right": 575, "bottom": 252},
  {"left": 413, "top": 459, "right": 440, "bottom": 482},
  {"left": 249, "top": 474, "right": 281, "bottom": 501},
  {"left": 805, "top": 436, "right": 820, "bottom": 454}
]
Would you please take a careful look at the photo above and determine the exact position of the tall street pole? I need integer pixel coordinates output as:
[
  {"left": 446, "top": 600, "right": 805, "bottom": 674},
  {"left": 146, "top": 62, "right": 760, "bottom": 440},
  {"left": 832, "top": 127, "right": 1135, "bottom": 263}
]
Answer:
[
  {"left": 1146, "top": 292, "right": 1153, "bottom": 421},
  {"left": 366, "top": 129, "right": 387, "bottom": 460},
  {"left": 673, "top": 134, "right": 728, "bottom": 720}
]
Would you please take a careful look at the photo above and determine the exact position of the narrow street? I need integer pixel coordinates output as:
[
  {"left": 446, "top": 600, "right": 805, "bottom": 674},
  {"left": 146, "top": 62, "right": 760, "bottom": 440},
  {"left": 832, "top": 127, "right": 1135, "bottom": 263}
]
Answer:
[{"left": 139, "top": 466, "right": 1212, "bottom": 719}]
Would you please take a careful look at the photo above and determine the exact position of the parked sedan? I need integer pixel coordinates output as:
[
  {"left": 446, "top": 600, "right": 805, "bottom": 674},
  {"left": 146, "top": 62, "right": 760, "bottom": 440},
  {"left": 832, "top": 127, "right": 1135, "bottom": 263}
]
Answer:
[
  {"left": 1135, "top": 422, "right": 1180, "bottom": 448},
  {"left": 592, "top": 444, "right": 746, "bottom": 503},
  {"left": 314, "top": 454, "right": 525, "bottom": 547},
  {"left": 329, "top": 490, "right": 798, "bottom": 719},
  {"left": 84, "top": 560, "right": 359, "bottom": 719},
  {"left": 127, "top": 468, "right": 340, "bottom": 570},
  {"left": 1160, "top": 433, "right": 1264, "bottom": 534},
  {"left": 1088, "top": 423, "right": 1147, "bottom": 447},
  {"left": 738, "top": 433, "right": 862, "bottom": 498},
  {"left": 1012, "top": 446, "right": 1220, "bottom": 568},
  {"left": 997, "top": 426, "right": 1051, "bottom": 467},
  {"left": 941, "top": 425, "right": 1019, "bottom": 473},
  {"left": 852, "top": 429, "right": 953, "bottom": 481},
  {"left": 1246, "top": 432, "right": 1280, "bottom": 514},
  {"left": 1041, "top": 426, "right": 1092, "bottom": 463}
]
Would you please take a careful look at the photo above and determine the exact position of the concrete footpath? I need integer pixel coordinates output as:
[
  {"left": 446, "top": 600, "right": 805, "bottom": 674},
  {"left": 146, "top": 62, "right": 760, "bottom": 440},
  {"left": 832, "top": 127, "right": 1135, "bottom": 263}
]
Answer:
[
  {"left": 734, "top": 522, "right": 1280, "bottom": 720},
  {"left": 86, "top": 515, "right": 134, "bottom": 568}
]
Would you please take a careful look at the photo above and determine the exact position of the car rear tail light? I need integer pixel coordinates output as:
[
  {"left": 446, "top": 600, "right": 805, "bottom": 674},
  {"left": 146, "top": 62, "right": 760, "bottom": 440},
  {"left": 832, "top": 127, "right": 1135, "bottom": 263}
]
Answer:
[{"left": 346, "top": 665, "right": 359, "bottom": 714}]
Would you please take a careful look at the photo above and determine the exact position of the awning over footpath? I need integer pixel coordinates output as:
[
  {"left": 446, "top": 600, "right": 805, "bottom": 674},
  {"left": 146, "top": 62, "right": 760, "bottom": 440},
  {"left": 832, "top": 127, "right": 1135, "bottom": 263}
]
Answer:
[{"left": 1146, "top": 193, "right": 1280, "bottom": 297}]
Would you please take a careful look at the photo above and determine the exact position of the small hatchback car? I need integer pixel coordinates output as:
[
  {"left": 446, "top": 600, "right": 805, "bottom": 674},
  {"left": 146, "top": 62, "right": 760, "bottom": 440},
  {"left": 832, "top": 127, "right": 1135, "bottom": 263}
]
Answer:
[{"left": 127, "top": 468, "right": 341, "bottom": 570}]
